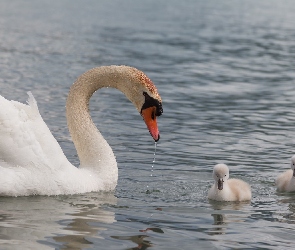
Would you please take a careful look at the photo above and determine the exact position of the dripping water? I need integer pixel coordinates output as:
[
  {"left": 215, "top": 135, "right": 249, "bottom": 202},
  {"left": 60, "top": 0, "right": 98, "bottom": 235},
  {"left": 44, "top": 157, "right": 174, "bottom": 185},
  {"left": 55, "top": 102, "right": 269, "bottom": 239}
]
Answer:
[
  {"left": 146, "top": 142, "right": 157, "bottom": 193},
  {"left": 146, "top": 142, "right": 158, "bottom": 219},
  {"left": 151, "top": 141, "right": 157, "bottom": 177}
]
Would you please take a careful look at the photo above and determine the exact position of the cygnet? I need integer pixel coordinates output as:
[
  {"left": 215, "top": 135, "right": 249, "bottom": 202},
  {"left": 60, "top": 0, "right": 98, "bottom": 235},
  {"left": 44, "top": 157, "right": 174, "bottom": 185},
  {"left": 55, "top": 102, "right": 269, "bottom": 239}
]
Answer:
[
  {"left": 276, "top": 155, "right": 295, "bottom": 192},
  {"left": 208, "top": 163, "right": 251, "bottom": 202}
]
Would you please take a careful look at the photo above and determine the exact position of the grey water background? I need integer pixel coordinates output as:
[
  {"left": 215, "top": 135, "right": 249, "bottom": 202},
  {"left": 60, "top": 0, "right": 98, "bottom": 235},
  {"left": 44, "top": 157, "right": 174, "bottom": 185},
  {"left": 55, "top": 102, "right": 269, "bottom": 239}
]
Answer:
[{"left": 0, "top": 0, "right": 295, "bottom": 249}]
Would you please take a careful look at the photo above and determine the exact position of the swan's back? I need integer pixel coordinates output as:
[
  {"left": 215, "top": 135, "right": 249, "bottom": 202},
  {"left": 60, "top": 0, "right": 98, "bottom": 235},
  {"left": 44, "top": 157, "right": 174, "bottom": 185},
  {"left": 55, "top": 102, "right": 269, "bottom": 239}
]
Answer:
[
  {"left": 227, "top": 178, "right": 252, "bottom": 201},
  {"left": 0, "top": 93, "right": 68, "bottom": 169},
  {"left": 0, "top": 93, "right": 88, "bottom": 196},
  {"left": 208, "top": 179, "right": 251, "bottom": 202}
]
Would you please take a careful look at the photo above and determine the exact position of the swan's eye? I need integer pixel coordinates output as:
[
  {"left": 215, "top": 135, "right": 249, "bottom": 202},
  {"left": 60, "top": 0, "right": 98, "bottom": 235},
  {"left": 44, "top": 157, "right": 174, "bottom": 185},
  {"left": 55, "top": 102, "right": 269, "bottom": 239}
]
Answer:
[{"left": 225, "top": 175, "right": 226, "bottom": 176}]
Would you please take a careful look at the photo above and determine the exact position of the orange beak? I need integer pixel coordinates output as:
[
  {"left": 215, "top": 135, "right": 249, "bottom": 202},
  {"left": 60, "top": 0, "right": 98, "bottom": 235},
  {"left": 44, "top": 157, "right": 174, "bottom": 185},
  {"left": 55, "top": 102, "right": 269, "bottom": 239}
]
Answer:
[{"left": 141, "top": 106, "right": 160, "bottom": 142}]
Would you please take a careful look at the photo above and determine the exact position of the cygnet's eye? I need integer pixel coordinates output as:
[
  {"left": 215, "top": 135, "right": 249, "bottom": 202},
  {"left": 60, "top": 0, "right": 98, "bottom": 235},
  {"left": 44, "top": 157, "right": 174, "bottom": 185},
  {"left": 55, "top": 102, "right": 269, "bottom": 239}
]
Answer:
[{"left": 224, "top": 174, "right": 227, "bottom": 176}]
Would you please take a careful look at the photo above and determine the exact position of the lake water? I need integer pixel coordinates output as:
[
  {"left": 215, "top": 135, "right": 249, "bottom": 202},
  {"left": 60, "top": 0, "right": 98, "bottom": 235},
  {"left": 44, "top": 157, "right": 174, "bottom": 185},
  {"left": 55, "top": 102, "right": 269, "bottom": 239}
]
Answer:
[{"left": 1, "top": 0, "right": 295, "bottom": 249}]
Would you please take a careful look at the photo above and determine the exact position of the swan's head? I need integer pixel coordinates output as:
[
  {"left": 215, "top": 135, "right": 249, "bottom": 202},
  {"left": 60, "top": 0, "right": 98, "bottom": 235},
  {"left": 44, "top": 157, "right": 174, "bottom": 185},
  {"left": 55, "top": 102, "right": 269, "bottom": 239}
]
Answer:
[
  {"left": 290, "top": 155, "right": 295, "bottom": 177},
  {"left": 213, "top": 164, "right": 229, "bottom": 190},
  {"left": 68, "top": 65, "right": 162, "bottom": 143},
  {"left": 119, "top": 66, "right": 163, "bottom": 142},
  {"left": 140, "top": 91, "right": 162, "bottom": 142}
]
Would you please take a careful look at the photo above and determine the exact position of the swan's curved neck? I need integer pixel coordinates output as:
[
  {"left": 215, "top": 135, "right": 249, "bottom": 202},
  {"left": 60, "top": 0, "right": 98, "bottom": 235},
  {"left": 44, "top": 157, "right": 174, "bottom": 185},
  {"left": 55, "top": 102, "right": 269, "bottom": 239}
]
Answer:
[{"left": 66, "top": 66, "right": 139, "bottom": 175}]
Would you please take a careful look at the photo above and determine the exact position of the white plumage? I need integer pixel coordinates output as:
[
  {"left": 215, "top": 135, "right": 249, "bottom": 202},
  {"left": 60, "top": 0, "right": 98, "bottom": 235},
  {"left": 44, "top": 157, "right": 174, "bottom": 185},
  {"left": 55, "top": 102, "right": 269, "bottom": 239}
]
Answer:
[
  {"left": 0, "top": 66, "right": 162, "bottom": 196},
  {"left": 208, "top": 164, "right": 251, "bottom": 202},
  {"left": 276, "top": 155, "right": 295, "bottom": 192}
]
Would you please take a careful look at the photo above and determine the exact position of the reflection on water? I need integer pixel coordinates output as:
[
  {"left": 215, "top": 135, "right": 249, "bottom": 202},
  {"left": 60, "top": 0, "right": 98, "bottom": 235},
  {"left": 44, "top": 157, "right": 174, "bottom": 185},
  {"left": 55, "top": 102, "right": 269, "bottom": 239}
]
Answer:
[
  {"left": 111, "top": 228, "right": 163, "bottom": 250},
  {"left": 209, "top": 200, "right": 251, "bottom": 211},
  {"left": 111, "top": 235, "right": 152, "bottom": 250},
  {"left": 207, "top": 200, "right": 251, "bottom": 236},
  {"left": 275, "top": 194, "right": 295, "bottom": 224},
  {"left": 53, "top": 196, "right": 117, "bottom": 249},
  {"left": 0, "top": 193, "right": 117, "bottom": 250},
  {"left": 210, "top": 214, "right": 227, "bottom": 235},
  {"left": 139, "top": 228, "right": 164, "bottom": 234}
]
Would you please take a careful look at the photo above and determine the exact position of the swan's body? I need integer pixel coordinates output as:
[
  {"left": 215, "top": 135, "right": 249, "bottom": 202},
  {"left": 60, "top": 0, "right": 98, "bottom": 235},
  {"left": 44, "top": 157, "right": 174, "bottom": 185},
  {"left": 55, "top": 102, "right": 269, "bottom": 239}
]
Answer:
[
  {"left": 208, "top": 164, "right": 251, "bottom": 202},
  {"left": 0, "top": 65, "right": 162, "bottom": 196},
  {"left": 276, "top": 155, "right": 295, "bottom": 192}
]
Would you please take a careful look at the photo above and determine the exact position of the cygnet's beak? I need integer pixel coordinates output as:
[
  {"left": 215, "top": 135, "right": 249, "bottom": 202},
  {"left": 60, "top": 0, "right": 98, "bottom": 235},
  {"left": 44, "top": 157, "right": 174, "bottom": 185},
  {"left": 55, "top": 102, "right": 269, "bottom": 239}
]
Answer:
[
  {"left": 293, "top": 169, "right": 295, "bottom": 177},
  {"left": 141, "top": 106, "right": 160, "bottom": 142},
  {"left": 218, "top": 179, "right": 224, "bottom": 190}
]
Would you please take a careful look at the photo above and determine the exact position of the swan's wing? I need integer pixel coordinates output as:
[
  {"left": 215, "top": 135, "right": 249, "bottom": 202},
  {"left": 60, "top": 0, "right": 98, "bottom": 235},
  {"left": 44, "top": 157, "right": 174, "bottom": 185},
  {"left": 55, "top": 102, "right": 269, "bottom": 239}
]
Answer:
[{"left": 0, "top": 92, "right": 69, "bottom": 169}]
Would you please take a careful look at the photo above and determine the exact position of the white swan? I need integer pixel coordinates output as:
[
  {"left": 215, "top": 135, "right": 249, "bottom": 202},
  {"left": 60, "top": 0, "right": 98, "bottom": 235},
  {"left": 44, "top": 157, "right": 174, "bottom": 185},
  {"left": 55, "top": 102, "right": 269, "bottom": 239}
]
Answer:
[
  {"left": 0, "top": 65, "right": 163, "bottom": 196},
  {"left": 276, "top": 155, "right": 295, "bottom": 192},
  {"left": 208, "top": 164, "right": 251, "bottom": 202}
]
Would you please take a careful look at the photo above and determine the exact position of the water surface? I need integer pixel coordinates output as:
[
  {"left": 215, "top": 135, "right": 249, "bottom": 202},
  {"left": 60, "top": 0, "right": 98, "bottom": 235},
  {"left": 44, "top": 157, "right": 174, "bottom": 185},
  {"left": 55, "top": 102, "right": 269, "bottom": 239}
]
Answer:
[{"left": 0, "top": 0, "right": 295, "bottom": 249}]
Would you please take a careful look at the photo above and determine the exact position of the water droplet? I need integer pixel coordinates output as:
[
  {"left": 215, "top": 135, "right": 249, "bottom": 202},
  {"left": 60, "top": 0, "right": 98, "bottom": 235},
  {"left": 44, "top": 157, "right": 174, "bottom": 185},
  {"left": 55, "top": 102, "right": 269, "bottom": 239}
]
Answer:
[
  {"left": 147, "top": 142, "right": 157, "bottom": 193},
  {"left": 152, "top": 142, "right": 157, "bottom": 169}
]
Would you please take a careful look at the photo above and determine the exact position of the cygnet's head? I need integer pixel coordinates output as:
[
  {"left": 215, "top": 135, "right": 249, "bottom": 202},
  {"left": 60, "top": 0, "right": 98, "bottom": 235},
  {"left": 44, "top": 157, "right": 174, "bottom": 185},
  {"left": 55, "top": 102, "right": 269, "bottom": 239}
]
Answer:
[
  {"left": 213, "top": 164, "right": 230, "bottom": 190},
  {"left": 290, "top": 155, "right": 295, "bottom": 177}
]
